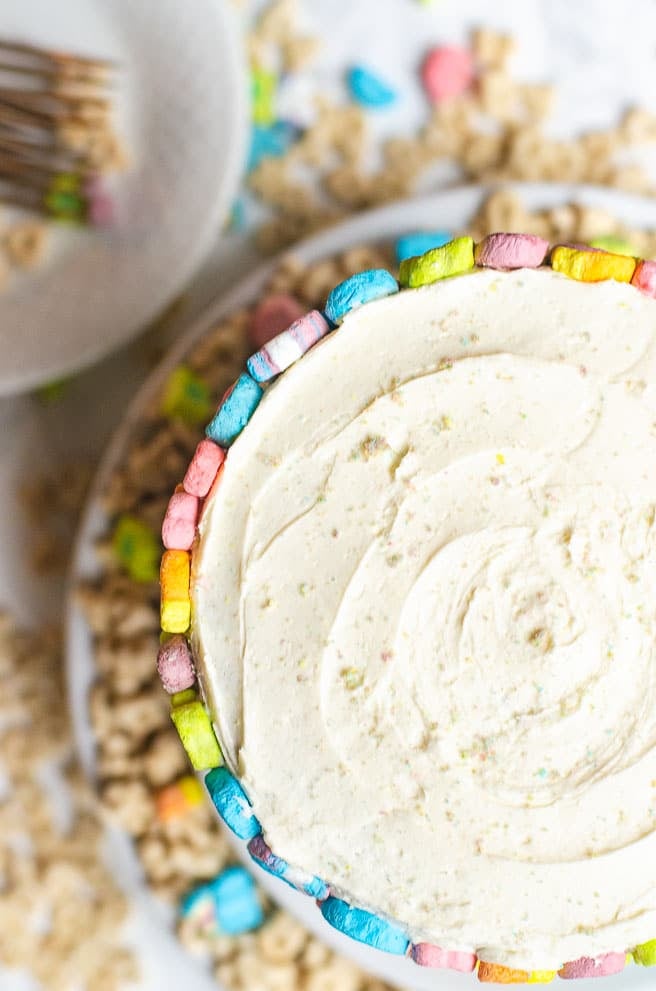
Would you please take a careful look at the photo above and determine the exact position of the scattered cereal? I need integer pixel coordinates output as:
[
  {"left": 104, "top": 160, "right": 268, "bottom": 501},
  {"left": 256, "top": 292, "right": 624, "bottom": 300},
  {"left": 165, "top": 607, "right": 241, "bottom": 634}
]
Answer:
[{"left": 0, "top": 617, "right": 137, "bottom": 990}]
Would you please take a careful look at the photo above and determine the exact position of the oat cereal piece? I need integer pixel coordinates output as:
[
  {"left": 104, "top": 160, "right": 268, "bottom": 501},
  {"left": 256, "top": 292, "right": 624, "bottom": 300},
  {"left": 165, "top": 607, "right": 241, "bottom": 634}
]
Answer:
[
  {"left": 608, "top": 164, "right": 654, "bottom": 193},
  {"left": 340, "top": 245, "right": 394, "bottom": 277},
  {"left": 305, "top": 959, "right": 364, "bottom": 991},
  {"left": 215, "top": 960, "right": 240, "bottom": 988},
  {"left": 478, "top": 69, "right": 519, "bottom": 122},
  {"left": 519, "top": 83, "right": 555, "bottom": 122},
  {"left": 97, "top": 749, "right": 145, "bottom": 780},
  {"left": 265, "top": 254, "right": 307, "bottom": 296},
  {"left": 461, "top": 133, "right": 504, "bottom": 176},
  {"left": 572, "top": 205, "right": 619, "bottom": 242},
  {"left": 138, "top": 835, "right": 178, "bottom": 883},
  {"left": 546, "top": 204, "right": 578, "bottom": 241},
  {"left": 472, "top": 28, "right": 516, "bottom": 70},
  {"left": 5, "top": 220, "right": 49, "bottom": 270},
  {"left": 281, "top": 34, "right": 321, "bottom": 72},
  {"left": 95, "top": 632, "right": 159, "bottom": 695},
  {"left": 383, "top": 135, "right": 432, "bottom": 173},
  {"left": 620, "top": 106, "right": 656, "bottom": 143},
  {"left": 472, "top": 189, "right": 530, "bottom": 233},
  {"left": 101, "top": 778, "right": 155, "bottom": 835},
  {"left": 258, "top": 911, "right": 308, "bottom": 963},
  {"left": 235, "top": 952, "right": 299, "bottom": 991},
  {"left": 302, "top": 937, "right": 332, "bottom": 970},
  {"left": 256, "top": 0, "right": 296, "bottom": 41},
  {"left": 297, "top": 98, "right": 367, "bottom": 167},
  {"left": 296, "top": 259, "right": 343, "bottom": 306},
  {"left": 256, "top": 207, "right": 344, "bottom": 254}
]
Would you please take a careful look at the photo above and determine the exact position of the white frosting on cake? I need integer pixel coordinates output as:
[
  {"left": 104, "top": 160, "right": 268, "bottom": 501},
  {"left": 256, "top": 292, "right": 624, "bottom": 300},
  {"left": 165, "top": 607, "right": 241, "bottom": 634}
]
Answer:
[{"left": 192, "top": 267, "right": 656, "bottom": 968}]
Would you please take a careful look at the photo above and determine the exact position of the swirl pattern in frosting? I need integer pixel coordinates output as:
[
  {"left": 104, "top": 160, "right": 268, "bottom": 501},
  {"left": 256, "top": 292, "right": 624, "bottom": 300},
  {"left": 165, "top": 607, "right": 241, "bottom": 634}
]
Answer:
[{"left": 192, "top": 267, "right": 656, "bottom": 968}]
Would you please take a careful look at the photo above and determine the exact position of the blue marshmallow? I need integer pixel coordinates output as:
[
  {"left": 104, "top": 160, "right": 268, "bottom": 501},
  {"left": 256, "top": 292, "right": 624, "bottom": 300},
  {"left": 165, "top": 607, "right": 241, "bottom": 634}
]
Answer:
[
  {"left": 347, "top": 65, "right": 397, "bottom": 109},
  {"left": 205, "top": 766, "right": 262, "bottom": 840},
  {"left": 180, "top": 869, "right": 262, "bottom": 937},
  {"left": 180, "top": 883, "right": 215, "bottom": 922},
  {"left": 205, "top": 372, "right": 262, "bottom": 447},
  {"left": 248, "top": 121, "right": 302, "bottom": 172},
  {"left": 212, "top": 866, "right": 264, "bottom": 935},
  {"left": 325, "top": 270, "right": 399, "bottom": 324},
  {"left": 320, "top": 897, "right": 410, "bottom": 955},
  {"left": 395, "top": 230, "right": 453, "bottom": 264},
  {"left": 248, "top": 835, "right": 330, "bottom": 901}
]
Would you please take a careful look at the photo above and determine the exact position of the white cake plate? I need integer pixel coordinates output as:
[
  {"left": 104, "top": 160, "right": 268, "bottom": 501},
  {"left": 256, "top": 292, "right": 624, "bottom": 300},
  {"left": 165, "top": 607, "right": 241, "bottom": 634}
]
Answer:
[{"left": 66, "top": 184, "right": 656, "bottom": 991}]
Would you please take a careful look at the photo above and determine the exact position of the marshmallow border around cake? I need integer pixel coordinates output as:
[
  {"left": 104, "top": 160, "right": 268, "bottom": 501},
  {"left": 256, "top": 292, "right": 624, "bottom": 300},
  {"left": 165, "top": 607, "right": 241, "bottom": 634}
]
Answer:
[{"left": 156, "top": 233, "right": 656, "bottom": 982}]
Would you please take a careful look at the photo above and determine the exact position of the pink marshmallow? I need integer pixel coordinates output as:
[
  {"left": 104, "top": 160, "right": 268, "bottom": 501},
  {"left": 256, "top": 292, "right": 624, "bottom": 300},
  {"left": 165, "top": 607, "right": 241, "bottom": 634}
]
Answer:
[
  {"left": 183, "top": 439, "right": 225, "bottom": 498},
  {"left": 411, "top": 943, "right": 476, "bottom": 972},
  {"left": 559, "top": 953, "right": 625, "bottom": 979},
  {"left": 157, "top": 635, "right": 196, "bottom": 693},
  {"left": 475, "top": 233, "right": 549, "bottom": 270},
  {"left": 421, "top": 45, "right": 475, "bottom": 104},
  {"left": 162, "top": 491, "right": 199, "bottom": 550},
  {"left": 631, "top": 259, "right": 656, "bottom": 297},
  {"left": 89, "top": 191, "right": 115, "bottom": 227},
  {"left": 249, "top": 293, "right": 305, "bottom": 349}
]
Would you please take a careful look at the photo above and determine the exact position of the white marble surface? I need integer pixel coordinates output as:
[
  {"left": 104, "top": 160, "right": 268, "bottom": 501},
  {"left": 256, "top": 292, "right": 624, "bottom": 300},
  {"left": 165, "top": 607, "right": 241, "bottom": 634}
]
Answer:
[{"left": 2, "top": 1, "right": 656, "bottom": 989}]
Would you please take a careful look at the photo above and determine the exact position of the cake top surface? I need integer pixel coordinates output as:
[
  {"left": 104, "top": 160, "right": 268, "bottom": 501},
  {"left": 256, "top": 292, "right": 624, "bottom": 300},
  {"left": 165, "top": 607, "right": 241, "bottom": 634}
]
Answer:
[{"left": 191, "top": 265, "right": 656, "bottom": 969}]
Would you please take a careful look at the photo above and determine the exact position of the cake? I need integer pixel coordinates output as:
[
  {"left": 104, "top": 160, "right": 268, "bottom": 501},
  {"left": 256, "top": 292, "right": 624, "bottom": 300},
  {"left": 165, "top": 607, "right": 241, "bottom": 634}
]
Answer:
[{"left": 157, "top": 234, "right": 656, "bottom": 982}]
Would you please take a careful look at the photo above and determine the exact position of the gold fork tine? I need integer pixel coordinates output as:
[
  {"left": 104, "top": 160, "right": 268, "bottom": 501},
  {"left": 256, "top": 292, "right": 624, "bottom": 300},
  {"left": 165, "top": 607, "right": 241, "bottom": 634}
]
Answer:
[
  {"left": 0, "top": 88, "right": 111, "bottom": 116},
  {"left": 0, "top": 39, "right": 116, "bottom": 71},
  {"left": 0, "top": 101, "right": 50, "bottom": 128},
  {"left": 0, "top": 61, "right": 114, "bottom": 87},
  {"left": 0, "top": 87, "right": 110, "bottom": 108},
  {"left": 0, "top": 95, "right": 63, "bottom": 124},
  {"left": 0, "top": 137, "right": 86, "bottom": 172}
]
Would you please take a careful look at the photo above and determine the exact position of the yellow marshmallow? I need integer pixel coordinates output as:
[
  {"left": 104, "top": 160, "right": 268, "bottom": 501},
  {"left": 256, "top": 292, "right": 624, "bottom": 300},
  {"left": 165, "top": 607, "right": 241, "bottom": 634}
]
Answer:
[
  {"left": 551, "top": 245, "right": 636, "bottom": 283},
  {"left": 160, "top": 549, "right": 191, "bottom": 633}
]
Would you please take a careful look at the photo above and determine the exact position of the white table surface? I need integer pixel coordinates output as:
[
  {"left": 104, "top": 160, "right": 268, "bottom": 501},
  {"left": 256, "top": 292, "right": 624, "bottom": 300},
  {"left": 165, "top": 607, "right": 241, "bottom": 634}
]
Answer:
[{"left": 2, "top": 1, "right": 656, "bottom": 988}]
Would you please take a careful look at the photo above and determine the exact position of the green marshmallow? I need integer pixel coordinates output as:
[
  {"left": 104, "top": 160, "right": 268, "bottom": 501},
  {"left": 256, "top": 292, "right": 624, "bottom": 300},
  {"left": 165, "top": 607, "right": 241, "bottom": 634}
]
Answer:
[
  {"left": 399, "top": 236, "right": 475, "bottom": 288},
  {"left": 251, "top": 65, "right": 277, "bottom": 126},
  {"left": 590, "top": 235, "right": 638, "bottom": 257},
  {"left": 112, "top": 514, "right": 160, "bottom": 583},
  {"left": 161, "top": 366, "right": 212, "bottom": 426},
  {"left": 171, "top": 688, "right": 198, "bottom": 708},
  {"left": 634, "top": 939, "right": 656, "bottom": 966},
  {"left": 171, "top": 699, "right": 223, "bottom": 770}
]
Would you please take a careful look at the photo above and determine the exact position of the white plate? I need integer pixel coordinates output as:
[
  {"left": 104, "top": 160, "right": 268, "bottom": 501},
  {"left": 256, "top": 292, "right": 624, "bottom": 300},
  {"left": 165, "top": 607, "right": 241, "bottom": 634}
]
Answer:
[
  {"left": 0, "top": 0, "right": 247, "bottom": 396},
  {"left": 66, "top": 184, "right": 656, "bottom": 991}
]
